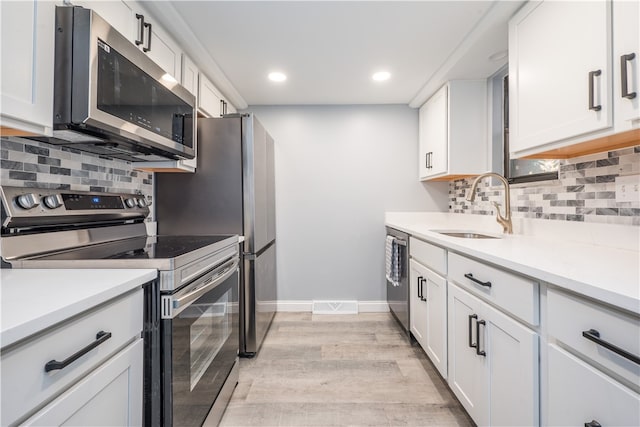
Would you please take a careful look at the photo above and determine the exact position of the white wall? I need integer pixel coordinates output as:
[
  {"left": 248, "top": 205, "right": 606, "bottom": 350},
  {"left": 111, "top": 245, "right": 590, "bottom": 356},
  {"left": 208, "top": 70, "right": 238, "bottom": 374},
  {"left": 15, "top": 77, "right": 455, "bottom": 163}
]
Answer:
[{"left": 247, "top": 105, "right": 448, "bottom": 303}]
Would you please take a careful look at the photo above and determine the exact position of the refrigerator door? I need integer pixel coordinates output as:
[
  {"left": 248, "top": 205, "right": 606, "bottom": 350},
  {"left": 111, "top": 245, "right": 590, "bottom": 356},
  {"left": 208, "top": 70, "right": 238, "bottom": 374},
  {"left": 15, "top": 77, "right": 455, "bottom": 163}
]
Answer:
[
  {"left": 242, "top": 242, "right": 277, "bottom": 355},
  {"left": 155, "top": 117, "right": 243, "bottom": 236},
  {"left": 242, "top": 115, "right": 276, "bottom": 254}
]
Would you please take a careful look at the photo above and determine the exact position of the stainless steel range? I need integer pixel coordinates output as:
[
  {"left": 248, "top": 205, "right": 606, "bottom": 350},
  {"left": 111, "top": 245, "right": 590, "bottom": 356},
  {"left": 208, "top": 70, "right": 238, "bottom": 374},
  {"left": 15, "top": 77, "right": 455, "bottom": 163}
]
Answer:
[{"left": 0, "top": 185, "right": 240, "bottom": 427}]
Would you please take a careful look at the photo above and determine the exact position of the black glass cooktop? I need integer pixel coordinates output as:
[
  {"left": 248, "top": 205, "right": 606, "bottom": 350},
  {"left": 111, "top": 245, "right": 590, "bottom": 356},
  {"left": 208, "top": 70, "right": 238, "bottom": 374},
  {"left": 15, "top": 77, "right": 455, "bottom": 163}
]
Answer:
[{"left": 31, "top": 235, "right": 236, "bottom": 261}]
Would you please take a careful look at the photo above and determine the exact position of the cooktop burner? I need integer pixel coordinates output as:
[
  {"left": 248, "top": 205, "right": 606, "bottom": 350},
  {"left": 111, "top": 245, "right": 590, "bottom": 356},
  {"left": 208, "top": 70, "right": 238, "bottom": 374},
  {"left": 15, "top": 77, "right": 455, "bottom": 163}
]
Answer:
[{"left": 30, "top": 235, "right": 235, "bottom": 261}]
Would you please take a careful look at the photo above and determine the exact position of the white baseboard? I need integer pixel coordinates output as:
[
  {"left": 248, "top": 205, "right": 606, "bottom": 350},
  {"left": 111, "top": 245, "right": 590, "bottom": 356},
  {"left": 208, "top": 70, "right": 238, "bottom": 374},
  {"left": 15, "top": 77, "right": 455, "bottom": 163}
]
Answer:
[
  {"left": 276, "top": 300, "right": 389, "bottom": 313},
  {"left": 276, "top": 301, "right": 313, "bottom": 312},
  {"left": 358, "top": 301, "right": 390, "bottom": 313}
]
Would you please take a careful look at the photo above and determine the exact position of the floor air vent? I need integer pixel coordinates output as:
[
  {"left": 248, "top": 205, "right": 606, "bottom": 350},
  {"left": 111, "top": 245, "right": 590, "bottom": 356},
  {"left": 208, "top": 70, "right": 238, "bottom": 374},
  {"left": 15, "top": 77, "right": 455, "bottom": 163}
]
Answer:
[{"left": 312, "top": 300, "right": 358, "bottom": 314}]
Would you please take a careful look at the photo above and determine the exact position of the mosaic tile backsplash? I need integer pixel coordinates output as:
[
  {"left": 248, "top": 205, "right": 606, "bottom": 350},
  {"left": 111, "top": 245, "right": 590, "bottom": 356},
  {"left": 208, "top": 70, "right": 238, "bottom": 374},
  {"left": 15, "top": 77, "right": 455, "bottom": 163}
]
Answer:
[
  {"left": 450, "top": 146, "right": 640, "bottom": 226},
  {"left": 0, "top": 137, "right": 153, "bottom": 199}
]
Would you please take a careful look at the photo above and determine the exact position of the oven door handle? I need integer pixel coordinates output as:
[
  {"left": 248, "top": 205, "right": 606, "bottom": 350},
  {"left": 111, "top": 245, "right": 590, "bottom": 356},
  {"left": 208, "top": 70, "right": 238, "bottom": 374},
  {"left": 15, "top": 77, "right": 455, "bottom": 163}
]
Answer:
[{"left": 167, "top": 257, "right": 239, "bottom": 318}]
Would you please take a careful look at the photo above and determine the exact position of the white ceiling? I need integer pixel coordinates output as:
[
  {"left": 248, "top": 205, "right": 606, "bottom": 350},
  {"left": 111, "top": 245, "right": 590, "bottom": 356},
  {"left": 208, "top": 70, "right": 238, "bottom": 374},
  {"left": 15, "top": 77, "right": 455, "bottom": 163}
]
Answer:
[{"left": 145, "top": 1, "right": 525, "bottom": 108}]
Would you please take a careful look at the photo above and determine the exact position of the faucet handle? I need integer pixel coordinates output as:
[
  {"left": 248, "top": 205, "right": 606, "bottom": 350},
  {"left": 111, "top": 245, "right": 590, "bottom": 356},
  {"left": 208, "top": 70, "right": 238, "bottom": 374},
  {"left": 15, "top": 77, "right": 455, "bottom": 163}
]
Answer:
[{"left": 491, "top": 201, "right": 508, "bottom": 223}]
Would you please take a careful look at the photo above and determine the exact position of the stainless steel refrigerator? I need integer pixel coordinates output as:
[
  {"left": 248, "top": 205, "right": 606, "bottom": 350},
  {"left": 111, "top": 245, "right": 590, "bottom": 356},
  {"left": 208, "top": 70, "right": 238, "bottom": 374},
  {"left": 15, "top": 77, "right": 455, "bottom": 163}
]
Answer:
[{"left": 156, "top": 113, "right": 276, "bottom": 356}]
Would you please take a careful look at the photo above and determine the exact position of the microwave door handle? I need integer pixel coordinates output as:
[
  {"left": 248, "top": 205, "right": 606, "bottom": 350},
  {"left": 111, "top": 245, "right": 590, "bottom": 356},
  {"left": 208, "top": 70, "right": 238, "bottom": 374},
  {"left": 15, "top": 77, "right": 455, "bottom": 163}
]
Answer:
[{"left": 170, "top": 257, "right": 239, "bottom": 317}]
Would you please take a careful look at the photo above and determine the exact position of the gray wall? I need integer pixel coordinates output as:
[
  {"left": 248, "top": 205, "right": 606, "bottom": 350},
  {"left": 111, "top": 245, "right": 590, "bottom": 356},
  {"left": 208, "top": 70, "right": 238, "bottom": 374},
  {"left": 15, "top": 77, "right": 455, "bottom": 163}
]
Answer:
[{"left": 247, "top": 105, "right": 448, "bottom": 302}]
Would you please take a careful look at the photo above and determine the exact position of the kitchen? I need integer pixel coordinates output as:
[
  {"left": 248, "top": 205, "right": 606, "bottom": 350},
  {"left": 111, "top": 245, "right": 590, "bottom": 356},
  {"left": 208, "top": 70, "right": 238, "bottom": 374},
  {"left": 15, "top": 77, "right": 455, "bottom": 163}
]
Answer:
[{"left": 1, "top": 1, "right": 638, "bottom": 426}]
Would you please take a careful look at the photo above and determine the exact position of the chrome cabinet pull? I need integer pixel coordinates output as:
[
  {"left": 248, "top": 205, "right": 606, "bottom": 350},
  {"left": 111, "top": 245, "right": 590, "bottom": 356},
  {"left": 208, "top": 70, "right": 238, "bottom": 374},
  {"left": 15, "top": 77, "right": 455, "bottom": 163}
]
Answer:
[
  {"left": 464, "top": 273, "right": 492, "bottom": 288},
  {"left": 143, "top": 22, "right": 152, "bottom": 52},
  {"left": 588, "top": 70, "right": 602, "bottom": 111},
  {"left": 44, "top": 331, "right": 112, "bottom": 372},
  {"left": 582, "top": 329, "right": 640, "bottom": 365},
  {"left": 468, "top": 314, "right": 478, "bottom": 349},
  {"left": 476, "top": 320, "right": 486, "bottom": 357},
  {"left": 135, "top": 14, "right": 144, "bottom": 46},
  {"left": 621, "top": 53, "right": 637, "bottom": 99}
]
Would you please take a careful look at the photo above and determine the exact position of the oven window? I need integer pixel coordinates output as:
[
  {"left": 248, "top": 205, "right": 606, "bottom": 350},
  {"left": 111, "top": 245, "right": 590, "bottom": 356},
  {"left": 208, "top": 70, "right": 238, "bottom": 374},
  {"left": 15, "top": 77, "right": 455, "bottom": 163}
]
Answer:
[
  {"left": 164, "top": 269, "right": 238, "bottom": 427},
  {"left": 188, "top": 291, "right": 231, "bottom": 391},
  {"left": 96, "top": 39, "right": 193, "bottom": 148}
]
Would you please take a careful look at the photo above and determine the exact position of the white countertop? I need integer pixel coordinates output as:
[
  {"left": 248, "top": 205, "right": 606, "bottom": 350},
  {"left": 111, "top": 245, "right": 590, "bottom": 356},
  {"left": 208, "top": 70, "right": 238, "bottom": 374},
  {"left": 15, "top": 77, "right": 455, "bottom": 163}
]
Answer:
[
  {"left": 0, "top": 269, "right": 157, "bottom": 348},
  {"left": 386, "top": 212, "right": 640, "bottom": 315}
]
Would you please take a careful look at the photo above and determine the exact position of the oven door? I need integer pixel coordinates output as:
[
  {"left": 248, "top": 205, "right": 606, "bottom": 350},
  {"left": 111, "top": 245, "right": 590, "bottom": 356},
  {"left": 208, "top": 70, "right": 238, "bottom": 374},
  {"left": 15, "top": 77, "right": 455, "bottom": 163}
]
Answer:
[{"left": 160, "top": 257, "right": 239, "bottom": 427}]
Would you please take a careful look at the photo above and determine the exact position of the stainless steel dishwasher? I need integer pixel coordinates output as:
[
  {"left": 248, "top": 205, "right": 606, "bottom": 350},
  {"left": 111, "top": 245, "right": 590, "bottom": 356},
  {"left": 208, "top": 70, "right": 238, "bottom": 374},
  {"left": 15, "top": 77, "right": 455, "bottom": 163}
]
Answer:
[{"left": 385, "top": 227, "right": 409, "bottom": 334}]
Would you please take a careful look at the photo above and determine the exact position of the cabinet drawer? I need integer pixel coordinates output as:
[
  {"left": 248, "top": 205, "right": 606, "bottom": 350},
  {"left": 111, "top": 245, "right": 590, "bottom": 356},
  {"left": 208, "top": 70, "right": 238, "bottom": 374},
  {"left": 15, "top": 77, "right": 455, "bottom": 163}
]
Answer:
[
  {"left": 410, "top": 237, "right": 446, "bottom": 275},
  {"left": 548, "top": 344, "right": 640, "bottom": 427},
  {"left": 0, "top": 289, "right": 143, "bottom": 426},
  {"left": 548, "top": 288, "right": 640, "bottom": 386},
  {"left": 448, "top": 252, "right": 539, "bottom": 325}
]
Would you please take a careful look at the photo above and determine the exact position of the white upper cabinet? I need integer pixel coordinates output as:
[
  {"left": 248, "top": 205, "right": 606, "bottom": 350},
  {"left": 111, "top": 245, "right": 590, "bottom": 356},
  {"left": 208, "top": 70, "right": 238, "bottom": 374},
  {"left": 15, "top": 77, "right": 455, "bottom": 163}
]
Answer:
[
  {"left": 418, "top": 80, "right": 488, "bottom": 181},
  {"left": 509, "top": 0, "right": 639, "bottom": 158},
  {"left": 71, "top": 0, "right": 135, "bottom": 41},
  {"left": 199, "top": 74, "right": 223, "bottom": 118},
  {"left": 73, "top": 1, "right": 182, "bottom": 81},
  {"left": 613, "top": 0, "right": 639, "bottom": 129},
  {"left": 181, "top": 54, "right": 199, "bottom": 97},
  {"left": 0, "top": 1, "right": 56, "bottom": 135}
]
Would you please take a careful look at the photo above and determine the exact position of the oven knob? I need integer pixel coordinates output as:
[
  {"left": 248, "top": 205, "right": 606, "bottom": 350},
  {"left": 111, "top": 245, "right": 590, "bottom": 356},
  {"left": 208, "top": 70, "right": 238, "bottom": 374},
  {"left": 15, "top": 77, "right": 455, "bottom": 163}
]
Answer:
[
  {"left": 125, "top": 198, "right": 137, "bottom": 208},
  {"left": 15, "top": 193, "right": 39, "bottom": 210},
  {"left": 42, "top": 194, "right": 63, "bottom": 209},
  {"left": 136, "top": 198, "right": 148, "bottom": 208}
]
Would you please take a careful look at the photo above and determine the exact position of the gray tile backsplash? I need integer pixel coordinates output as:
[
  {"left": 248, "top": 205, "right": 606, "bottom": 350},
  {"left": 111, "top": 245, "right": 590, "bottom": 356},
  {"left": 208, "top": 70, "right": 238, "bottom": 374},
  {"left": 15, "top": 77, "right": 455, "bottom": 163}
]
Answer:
[
  {"left": 450, "top": 146, "right": 640, "bottom": 226},
  {"left": 0, "top": 137, "right": 153, "bottom": 197}
]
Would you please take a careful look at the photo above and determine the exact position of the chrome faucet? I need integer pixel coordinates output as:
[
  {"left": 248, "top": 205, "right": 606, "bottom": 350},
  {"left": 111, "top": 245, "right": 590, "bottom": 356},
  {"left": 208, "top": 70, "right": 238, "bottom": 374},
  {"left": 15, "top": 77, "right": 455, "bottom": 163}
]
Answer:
[{"left": 466, "top": 173, "right": 513, "bottom": 234}]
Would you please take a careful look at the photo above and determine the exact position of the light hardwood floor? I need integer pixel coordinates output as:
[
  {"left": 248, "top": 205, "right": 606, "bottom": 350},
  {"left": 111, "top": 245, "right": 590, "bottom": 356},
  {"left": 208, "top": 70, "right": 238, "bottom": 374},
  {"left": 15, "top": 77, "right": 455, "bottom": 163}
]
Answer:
[{"left": 219, "top": 312, "right": 472, "bottom": 426}]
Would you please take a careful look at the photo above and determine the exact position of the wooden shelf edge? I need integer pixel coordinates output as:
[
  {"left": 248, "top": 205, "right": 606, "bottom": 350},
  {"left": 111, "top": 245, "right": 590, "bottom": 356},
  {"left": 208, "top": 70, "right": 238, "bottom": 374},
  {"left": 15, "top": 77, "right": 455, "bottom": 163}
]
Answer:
[
  {"left": 0, "top": 126, "right": 40, "bottom": 137},
  {"left": 522, "top": 129, "right": 640, "bottom": 159},
  {"left": 423, "top": 174, "right": 479, "bottom": 182}
]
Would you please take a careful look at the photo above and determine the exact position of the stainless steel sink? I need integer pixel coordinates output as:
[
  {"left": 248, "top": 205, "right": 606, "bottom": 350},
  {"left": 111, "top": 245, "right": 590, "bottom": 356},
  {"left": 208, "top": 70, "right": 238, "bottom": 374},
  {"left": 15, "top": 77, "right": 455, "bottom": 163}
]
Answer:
[{"left": 431, "top": 230, "right": 501, "bottom": 239}]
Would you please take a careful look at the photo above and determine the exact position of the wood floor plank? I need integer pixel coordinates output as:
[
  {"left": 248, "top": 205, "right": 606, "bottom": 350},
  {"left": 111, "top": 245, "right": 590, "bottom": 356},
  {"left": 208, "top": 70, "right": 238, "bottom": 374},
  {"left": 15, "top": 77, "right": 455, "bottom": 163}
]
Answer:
[{"left": 220, "top": 312, "right": 472, "bottom": 426}]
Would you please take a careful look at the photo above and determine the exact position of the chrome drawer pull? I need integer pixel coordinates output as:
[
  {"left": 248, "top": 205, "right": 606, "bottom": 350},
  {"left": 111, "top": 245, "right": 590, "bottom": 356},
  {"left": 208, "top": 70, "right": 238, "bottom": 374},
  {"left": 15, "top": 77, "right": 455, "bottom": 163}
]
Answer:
[
  {"left": 582, "top": 329, "right": 640, "bottom": 365},
  {"left": 464, "top": 273, "right": 492, "bottom": 288},
  {"left": 44, "top": 331, "right": 112, "bottom": 372}
]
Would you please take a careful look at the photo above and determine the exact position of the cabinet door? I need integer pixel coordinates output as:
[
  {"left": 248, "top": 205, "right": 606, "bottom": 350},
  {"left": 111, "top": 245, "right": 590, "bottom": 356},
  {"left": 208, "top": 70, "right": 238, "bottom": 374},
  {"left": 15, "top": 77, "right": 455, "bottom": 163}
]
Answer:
[
  {"left": 144, "top": 21, "right": 182, "bottom": 82},
  {"left": 447, "top": 283, "right": 489, "bottom": 425},
  {"left": 424, "top": 267, "right": 447, "bottom": 379},
  {"left": 23, "top": 339, "right": 143, "bottom": 426},
  {"left": 484, "top": 300, "right": 539, "bottom": 426},
  {"left": 509, "top": 0, "right": 612, "bottom": 153},
  {"left": 181, "top": 54, "right": 199, "bottom": 97},
  {"left": 72, "top": 1, "right": 135, "bottom": 41},
  {"left": 0, "top": 0, "right": 55, "bottom": 134},
  {"left": 199, "top": 74, "right": 223, "bottom": 118},
  {"left": 419, "top": 84, "right": 448, "bottom": 179},
  {"left": 613, "top": 0, "right": 639, "bottom": 128},
  {"left": 409, "top": 260, "right": 429, "bottom": 349},
  {"left": 548, "top": 344, "right": 640, "bottom": 427}
]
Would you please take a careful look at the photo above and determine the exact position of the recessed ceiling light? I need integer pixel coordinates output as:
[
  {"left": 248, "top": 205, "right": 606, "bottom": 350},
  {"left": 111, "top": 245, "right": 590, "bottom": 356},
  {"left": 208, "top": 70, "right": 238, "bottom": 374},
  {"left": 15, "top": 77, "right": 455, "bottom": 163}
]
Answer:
[
  {"left": 268, "top": 72, "right": 287, "bottom": 82},
  {"left": 372, "top": 71, "right": 391, "bottom": 82}
]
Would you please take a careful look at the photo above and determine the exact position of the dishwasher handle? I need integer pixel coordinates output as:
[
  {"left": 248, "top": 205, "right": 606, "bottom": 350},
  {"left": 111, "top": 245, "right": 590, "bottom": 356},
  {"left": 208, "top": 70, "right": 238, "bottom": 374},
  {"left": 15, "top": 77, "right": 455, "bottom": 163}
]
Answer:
[{"left": 163, "top": 256, "right": 239, "bottom": 319}]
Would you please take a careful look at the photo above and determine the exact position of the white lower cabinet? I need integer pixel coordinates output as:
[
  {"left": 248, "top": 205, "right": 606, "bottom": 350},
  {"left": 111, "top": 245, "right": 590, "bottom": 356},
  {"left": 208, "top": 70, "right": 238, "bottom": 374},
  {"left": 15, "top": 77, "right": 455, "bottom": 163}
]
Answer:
[
  {"left": 23, "top": 339, "right": 143, "bottom": 426},
  {"left": 410, "top": 259, "right": 448, "bottom": 378},
  {"left": 547, "top": 344, "right": 640, "bottom": 427},
  {"left": 448, "top": 282, "right": 539, "bottom": 426},
  {"left": 0, "top": 289, "right": 143, "bottom": 426}
]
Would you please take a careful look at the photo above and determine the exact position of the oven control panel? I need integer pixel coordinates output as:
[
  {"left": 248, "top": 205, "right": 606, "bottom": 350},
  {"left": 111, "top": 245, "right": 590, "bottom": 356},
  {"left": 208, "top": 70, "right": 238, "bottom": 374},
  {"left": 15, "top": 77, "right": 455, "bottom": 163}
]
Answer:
[{"left": 0, "top": 186, "right": 150, "bottom": 223}]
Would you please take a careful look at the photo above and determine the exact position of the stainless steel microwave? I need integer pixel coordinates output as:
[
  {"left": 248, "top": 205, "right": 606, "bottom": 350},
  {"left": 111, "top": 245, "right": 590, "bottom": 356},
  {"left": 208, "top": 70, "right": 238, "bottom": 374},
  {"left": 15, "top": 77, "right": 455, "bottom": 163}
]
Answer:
[{"left": 43, "top": 6, "right": 195, "bottom": 162}]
